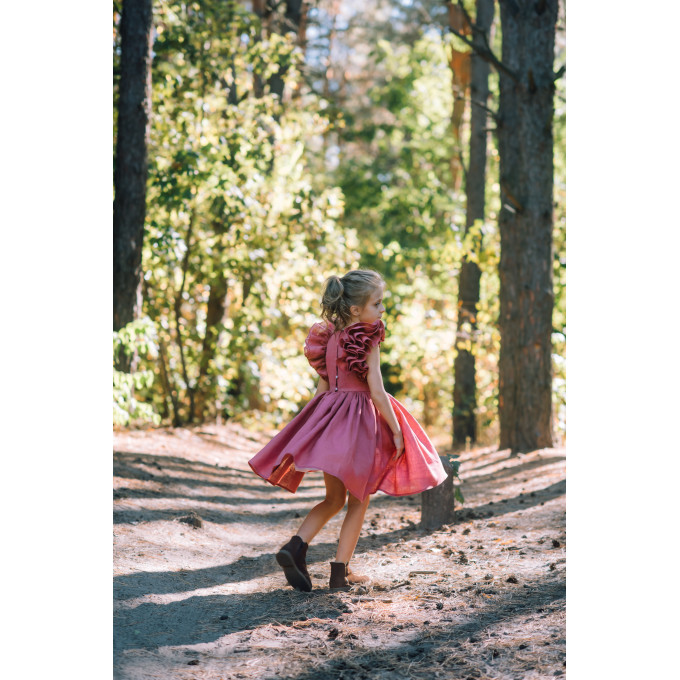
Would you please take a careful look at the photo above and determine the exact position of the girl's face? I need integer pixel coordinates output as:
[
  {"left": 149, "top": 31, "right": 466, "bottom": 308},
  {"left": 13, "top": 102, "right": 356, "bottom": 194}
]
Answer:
[{"left": 357, "top": 287, "right": 386, "bottom": 324}]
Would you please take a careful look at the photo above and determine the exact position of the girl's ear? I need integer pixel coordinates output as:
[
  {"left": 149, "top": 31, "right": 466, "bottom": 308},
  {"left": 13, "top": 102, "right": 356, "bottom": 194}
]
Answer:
[{"left": 349, "top": 304, "right": 361, "bottom": 318}]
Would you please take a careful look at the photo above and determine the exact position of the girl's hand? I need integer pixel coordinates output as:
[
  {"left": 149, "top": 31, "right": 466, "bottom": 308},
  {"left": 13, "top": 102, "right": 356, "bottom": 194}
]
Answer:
[{"left": 392, "top": 431, "right": 404, "bottom": 459}]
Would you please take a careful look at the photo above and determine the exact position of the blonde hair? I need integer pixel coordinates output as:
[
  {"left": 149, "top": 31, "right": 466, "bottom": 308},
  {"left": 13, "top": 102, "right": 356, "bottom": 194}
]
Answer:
[{"left": 320, "top": 269, "right": 385, "bottom": 330}]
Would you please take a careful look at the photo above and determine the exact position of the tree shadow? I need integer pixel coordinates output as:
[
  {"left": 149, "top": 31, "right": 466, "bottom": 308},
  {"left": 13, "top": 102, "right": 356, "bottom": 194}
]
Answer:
[
  {"left": 460, "top": 480, "right": 567, "bottom": 521},
  {"left": 113, "top": 486, "right": 327, "bottom": 506},
  {"left": 262, "top": 573, "right": 565, "bottom": 680},
  {"left": 113, "top": 458, "right": 326, "bottom": 499},
  {"left": 461, "top": 455, "right": 566, "bottom": 486},
  {"left": 115, "top": 570, "right": 564, "bottom": 671},
  {"left": 114, "top": 588, "right": 349, "bottom": 652},
  {"left": 113, "top": 504, "right": 322, "bottom": 526}
]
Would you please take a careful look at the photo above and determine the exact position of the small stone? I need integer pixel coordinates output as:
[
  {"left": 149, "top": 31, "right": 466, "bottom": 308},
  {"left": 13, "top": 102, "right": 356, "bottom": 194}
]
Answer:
[
  {"left": 462, "top": 528, "right": 471, "bottom": 535},
  {"left": 506, "top": 576, "right": 519, "bottom": 584},
  {"left": 549, "top": 563, "right": 557, "bottom": 571},
  {"left": 220, "top": 615, "right": 229, "bottom": 620},
  {"left": 328, "top": 627, "right": 339, "bottom": 639},
  {"left": 436, "top": 602, "right": 444, "bottom": 610},
  {"left": 187, "top": 660, "right": 199, "bottom": 666},
  {"left": 552, "top": 539, "right": 561, "bottom": 548},
  {"left": 179, "top": 513, "right": 202, "bottom": 529},
  {"left": 518, "top": 643, "right": 528, "bottom": 649}
]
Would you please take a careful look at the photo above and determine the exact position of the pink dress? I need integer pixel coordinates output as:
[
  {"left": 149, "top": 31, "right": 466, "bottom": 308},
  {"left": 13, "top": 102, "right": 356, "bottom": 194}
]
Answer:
[{"left": 248, "top": 319, "right": 448, "bottom": 501}]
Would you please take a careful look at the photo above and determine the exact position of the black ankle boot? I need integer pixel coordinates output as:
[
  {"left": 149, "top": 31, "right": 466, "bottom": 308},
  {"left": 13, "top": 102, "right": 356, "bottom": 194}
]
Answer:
[
  {"left": 329, "top": 561, "right": 350, "bottom": 590},
  {"left": 276, "top": 536, "right": 312, "bottom": 592}
]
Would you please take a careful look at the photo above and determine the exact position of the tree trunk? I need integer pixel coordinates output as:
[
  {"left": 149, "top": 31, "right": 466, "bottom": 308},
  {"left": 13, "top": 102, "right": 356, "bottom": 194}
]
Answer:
[
  {"left": 194, "top": 269, "right": 229, "bottom": 421},
  {"left": 453, "top": 0, "right": 494, "bottom": 447},
  {"left": 497, "top": 0, "right": 557, "bottom": 453},
  {"left": 113, "top": 0, "right": 153, "bottom": 352},
  {"left": 420, "top": 457, "right": 456, "bottom": 530},
  {"left": 446, "top": 4, "right": 471, "bottom": 191}
]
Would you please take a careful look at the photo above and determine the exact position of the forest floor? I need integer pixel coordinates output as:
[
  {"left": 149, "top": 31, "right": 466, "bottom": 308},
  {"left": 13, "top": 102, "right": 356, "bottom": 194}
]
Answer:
[{"left": 113, "top": 422, "right": 566, "bottom": 680}]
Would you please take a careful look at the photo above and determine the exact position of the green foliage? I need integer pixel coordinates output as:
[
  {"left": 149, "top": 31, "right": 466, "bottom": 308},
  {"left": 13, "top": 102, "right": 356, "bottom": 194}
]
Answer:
[
  {"left": 324, "top": 31, "right": 504, "bottom": 438},
  {"left": 137, "top": 0, "right": 357, "bottom": 425},
  {"left": 113, "top": 1, "right": 566, "bottom": 446},
  {"left": 113, "top": 318, "right": 161, "bottom": 427}
]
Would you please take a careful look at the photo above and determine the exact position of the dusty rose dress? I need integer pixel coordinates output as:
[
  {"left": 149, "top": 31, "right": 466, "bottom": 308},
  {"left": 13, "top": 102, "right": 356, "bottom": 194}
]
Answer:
[{"left": 248, "top": 319, "right": 448, "bottom": 501}]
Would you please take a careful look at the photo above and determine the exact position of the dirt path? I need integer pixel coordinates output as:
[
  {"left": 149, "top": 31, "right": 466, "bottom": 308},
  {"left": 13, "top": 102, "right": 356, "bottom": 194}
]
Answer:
[{"left": 113, "top": 423, "right": 566, "bottom": 680}]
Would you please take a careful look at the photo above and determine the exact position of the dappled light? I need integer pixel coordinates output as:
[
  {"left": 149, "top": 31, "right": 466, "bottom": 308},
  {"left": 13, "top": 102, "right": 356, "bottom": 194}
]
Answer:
[
  {"left": 114, "top": 424, "right": 565, "bottom": 678},
  {"left": 114, "top": 0, "right": 566, "bottom": 677}
]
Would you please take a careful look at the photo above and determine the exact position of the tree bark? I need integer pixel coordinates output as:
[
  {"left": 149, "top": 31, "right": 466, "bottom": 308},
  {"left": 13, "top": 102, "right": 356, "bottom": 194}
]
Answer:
[
  {"left": 420, "top": 457, "right": 456, "bottom": 530},
  {"left": 113, "top": 0, "right": 153, "bottom": 350},
  {"left": 194, "top": 268, "right": 229, "bottom": 421},
  {"left": 446, "top": 4, "right": 471, "bottom": 191},
  {"left": 497, "top": 0, "right": 557, "bottom": 453},
  {"left": 174, "top": 212, "right": 196, "bottom": 423},
  {"left": 453, "top": 0, "right": 494, "bottom": 447}
]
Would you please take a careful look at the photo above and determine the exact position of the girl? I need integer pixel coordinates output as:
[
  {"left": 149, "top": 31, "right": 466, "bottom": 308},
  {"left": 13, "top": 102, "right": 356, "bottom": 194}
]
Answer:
[{"left": 248, "top": 269, "right": 447, "bottom": 591}]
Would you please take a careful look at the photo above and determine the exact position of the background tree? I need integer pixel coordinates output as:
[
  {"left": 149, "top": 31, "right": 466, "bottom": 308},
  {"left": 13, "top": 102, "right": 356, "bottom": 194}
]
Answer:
[
  {"left": 452, "top": 0, "right": 494, "bottom": 447},
  {"left": 496, "top": 0, "right": 560, "bottom": 452},
  {"left": 113, "top": 0, "right": 154, "bottom": 372},
  {"left": 113, "top": 0, "right": 566, "bottom": 462}
]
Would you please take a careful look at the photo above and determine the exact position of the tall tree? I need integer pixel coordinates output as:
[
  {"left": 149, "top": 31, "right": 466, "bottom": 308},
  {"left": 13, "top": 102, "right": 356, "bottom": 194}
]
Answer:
[
  {"left": 452, "top": 0, "right": 494, "bottom": 446},
  {"left": 113, "top": 0, "right": 154, "bottom": 366},
  {"left": 446, "top": 3, "right": 471, "bottom": 192},
  {"left": 496, "top": 0, "right": 558, "bottom": 452}
]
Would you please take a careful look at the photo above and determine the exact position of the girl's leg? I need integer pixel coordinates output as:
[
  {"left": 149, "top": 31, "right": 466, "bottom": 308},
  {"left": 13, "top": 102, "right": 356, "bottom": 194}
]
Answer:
[
  {"left": 335, "top": 492, "right": 370, "bottom": 563},
  {"left": 296, "top": 473, "right": 347, "bottom": 544}
]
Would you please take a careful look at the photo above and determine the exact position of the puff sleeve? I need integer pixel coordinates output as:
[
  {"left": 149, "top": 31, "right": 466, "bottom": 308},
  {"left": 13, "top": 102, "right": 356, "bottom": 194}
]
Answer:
[
  {"left": 339, "top": 319, "right": 386, "bottom": 381},
  {"left": 303, "top": 321, "right": 334, "bottom": 380}
]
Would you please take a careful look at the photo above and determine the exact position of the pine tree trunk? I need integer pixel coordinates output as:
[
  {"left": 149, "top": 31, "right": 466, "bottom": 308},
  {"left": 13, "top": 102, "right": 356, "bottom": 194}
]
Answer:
[
  {"left": 195, "top": 269, "right": 229, "bottom": 421},
  {"left": 113, "top": 0, "right": 153, "bottom": 368},
  {"left": 453, "top": 0, "right": 494, "bottom": 447},
  {"left": 497, "top": 0, "right": 557, "bottom": 453}
]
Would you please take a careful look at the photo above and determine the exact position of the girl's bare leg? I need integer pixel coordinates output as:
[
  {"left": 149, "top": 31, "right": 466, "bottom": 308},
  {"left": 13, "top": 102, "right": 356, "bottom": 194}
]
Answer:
[
  {"left": 296, "top": 473, "right": 347, "bottom": 544},
  {"left": 335, "top": 493, "right": 370, "bottom": 563}
]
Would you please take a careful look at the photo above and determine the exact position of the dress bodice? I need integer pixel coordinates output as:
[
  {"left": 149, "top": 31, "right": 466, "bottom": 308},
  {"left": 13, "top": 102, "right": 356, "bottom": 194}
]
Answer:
[
  {"left": 325, "top": 333, "right": 370, "bottom": 392},
  {"left": 304, "top": 319, "right": 386, "bottom": 390}
]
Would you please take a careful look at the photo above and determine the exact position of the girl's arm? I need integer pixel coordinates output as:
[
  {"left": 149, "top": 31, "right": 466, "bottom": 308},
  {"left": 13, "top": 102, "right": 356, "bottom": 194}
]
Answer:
[
  {"left": 366, "top": 345, "right": 404, "bottom": 457},
  {"left": 314, "top": 376, "right": 330, "bottom": 397}
]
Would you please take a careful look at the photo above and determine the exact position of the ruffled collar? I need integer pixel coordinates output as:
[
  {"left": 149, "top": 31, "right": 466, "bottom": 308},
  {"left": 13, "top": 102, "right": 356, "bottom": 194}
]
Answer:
[{"left": 333, "top": 319, "right": 384, "bottom": 335}]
